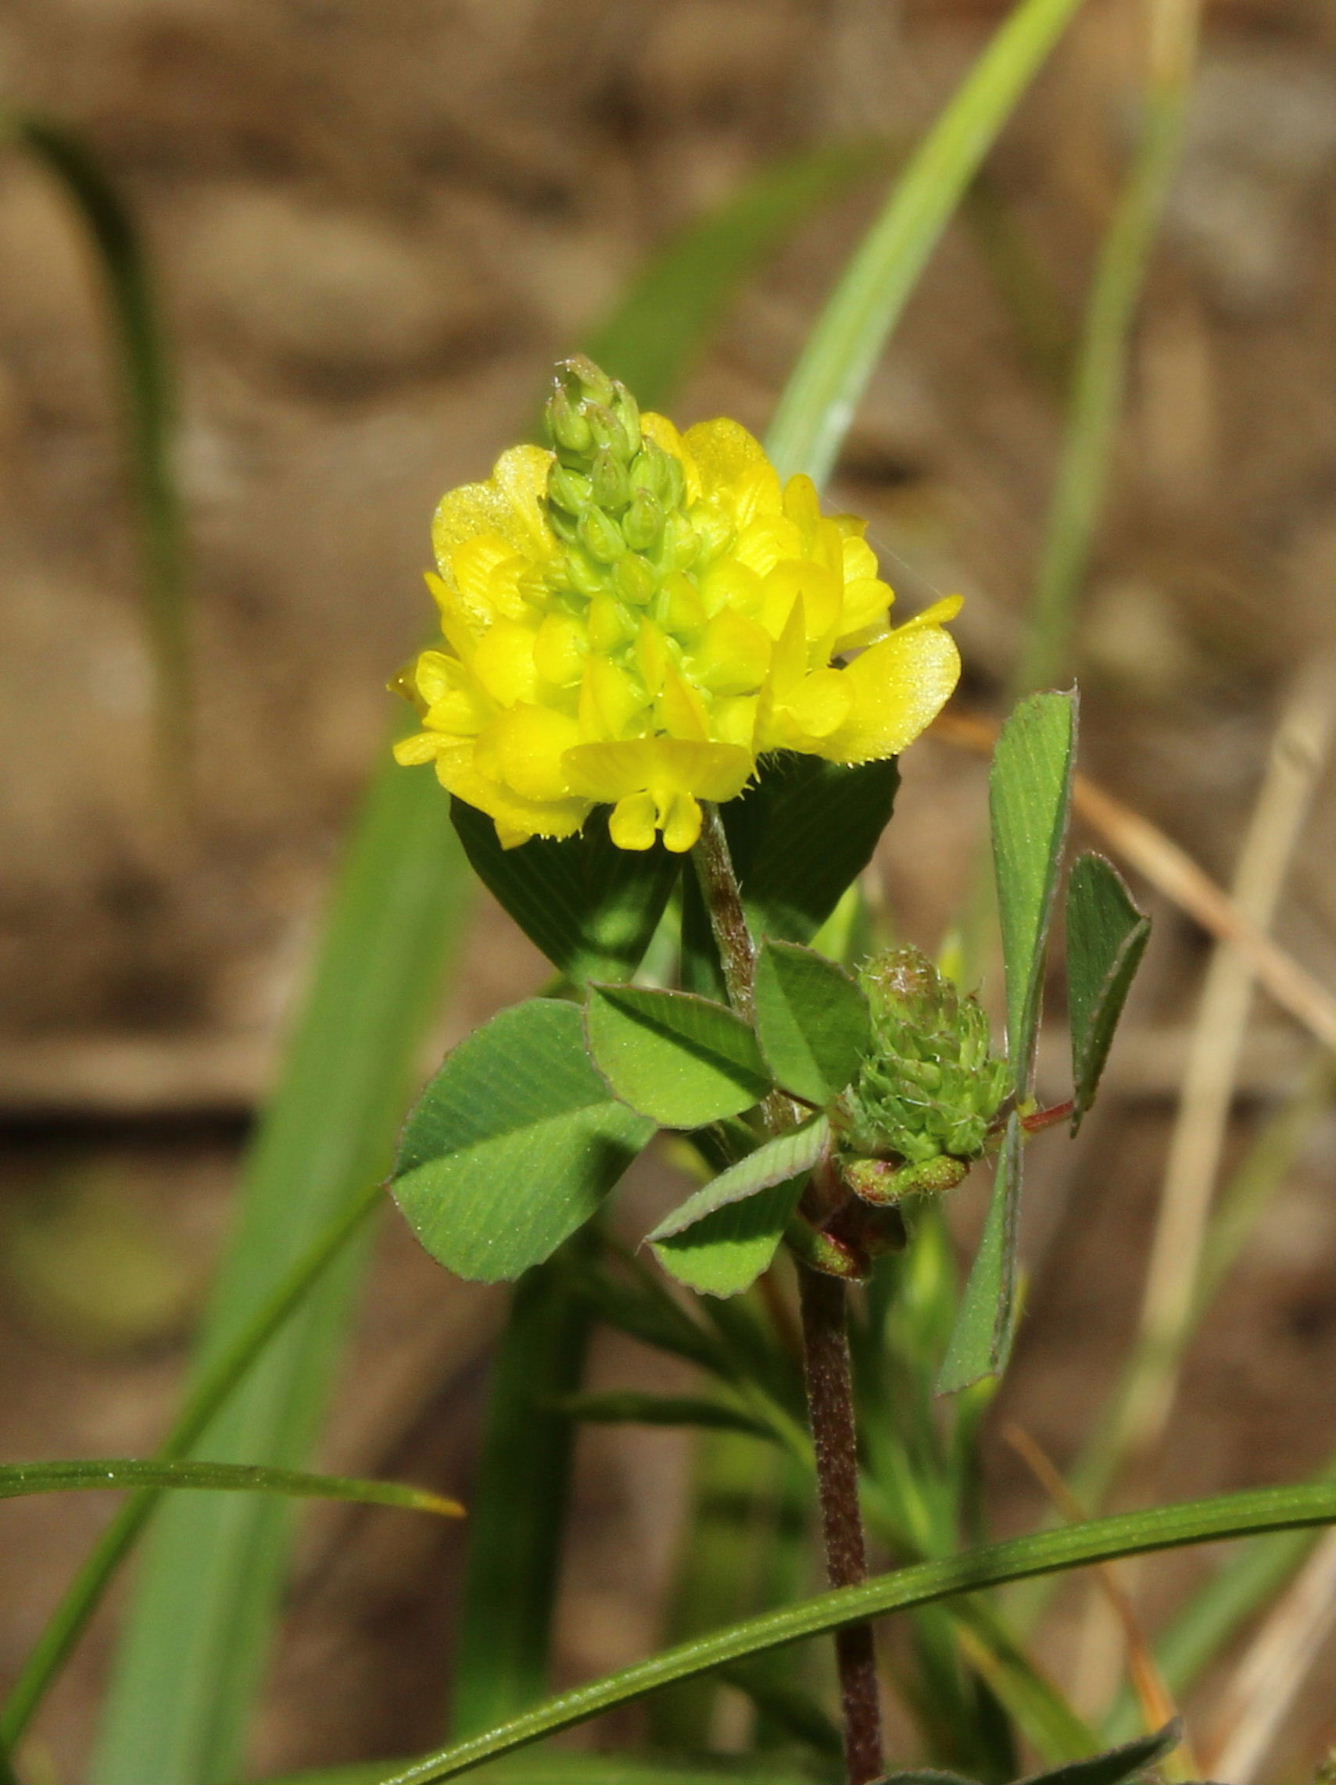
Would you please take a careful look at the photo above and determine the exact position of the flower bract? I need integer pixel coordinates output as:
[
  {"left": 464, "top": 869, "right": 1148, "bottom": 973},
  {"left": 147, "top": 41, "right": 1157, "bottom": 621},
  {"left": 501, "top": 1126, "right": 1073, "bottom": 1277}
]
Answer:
[{"left": 393, "top": 358, "right": 961, "bottom": 852}]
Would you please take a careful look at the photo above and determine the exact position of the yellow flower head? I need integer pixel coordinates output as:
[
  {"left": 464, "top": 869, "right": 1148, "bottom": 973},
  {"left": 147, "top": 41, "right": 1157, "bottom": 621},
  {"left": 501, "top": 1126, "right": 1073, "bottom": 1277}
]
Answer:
[{"left": 393, "top": 358, "right": 961, "bottom": 853}]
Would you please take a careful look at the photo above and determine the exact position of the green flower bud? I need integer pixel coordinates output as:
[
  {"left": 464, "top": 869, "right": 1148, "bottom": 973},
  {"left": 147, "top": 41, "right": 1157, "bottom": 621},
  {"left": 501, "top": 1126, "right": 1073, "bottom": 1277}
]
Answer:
[
  {"left": 590, "top": 447, "right": 631, "bottom": 514},
  {"left": 547, "top": 386, "right": 594, "bottom": 461},
  {"left": 578, "top": 506, "right": 626, "bottom": 564},
  {"left": 833, "top": 946, "right": 1010, "bottom": 1202},
  {"left": 613, "top": 553, "right": 657, "bottom": 606},
  {"left": 622, "top": 487, "right": 665, "bottom": 553},
  {"left": 547, "top": 464, "right": 594, "bottom": 518}
]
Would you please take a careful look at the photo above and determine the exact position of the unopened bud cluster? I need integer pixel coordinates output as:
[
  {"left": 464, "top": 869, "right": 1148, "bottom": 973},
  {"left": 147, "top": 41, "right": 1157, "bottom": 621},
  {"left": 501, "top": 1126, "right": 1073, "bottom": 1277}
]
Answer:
[
  {"left": 834, "top": 947, "right": 1009, "bottom": 1191},
  {"left": 542, "top": 358, "right": 701, "bottom": 631}
]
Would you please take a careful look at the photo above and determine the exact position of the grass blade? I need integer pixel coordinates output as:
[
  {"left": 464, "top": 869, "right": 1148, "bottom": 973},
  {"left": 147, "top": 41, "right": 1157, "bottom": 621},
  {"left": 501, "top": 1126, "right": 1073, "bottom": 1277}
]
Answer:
[
  {"left": 375, "top": 1484, "right": 1334, "bottom": 1783},
  {"left": 0, "top": 1458, "right": 461, "bottom": 1518},
  {"left": 1013, "top": 73, "right": 1195, "bottom": 694},
  {"left": 587, "top": 140, "right": 886, "bottom": 407},
  {"left": 449, "top": 1255, "right": 594, "bottom": 1739},
  {"left": 92, "top": 757, "right": 472, "bottom": 1785},
  {"left": 764, "top": 0, "right": 1087, "bottom": 487},
  {"left": 2, "top": 1182, "right": 382, "bottom": 1746},
  {"left": 2, "top": 107, "right": 186, "bottom": 757}
]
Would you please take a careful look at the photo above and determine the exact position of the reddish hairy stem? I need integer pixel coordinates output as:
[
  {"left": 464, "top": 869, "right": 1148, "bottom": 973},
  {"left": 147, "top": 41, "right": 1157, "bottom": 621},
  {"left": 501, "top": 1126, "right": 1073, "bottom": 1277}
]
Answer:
[
  {"left": 798, "top": 1265, "right": 885, "bottom": 1785},
  {"left": 691, "top": 805, "right": 886, "bottom": 1783}
]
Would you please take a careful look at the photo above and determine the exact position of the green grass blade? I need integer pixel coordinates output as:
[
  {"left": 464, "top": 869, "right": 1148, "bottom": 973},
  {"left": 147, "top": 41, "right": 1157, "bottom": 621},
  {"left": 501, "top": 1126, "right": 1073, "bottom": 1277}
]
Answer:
[
  {"left": 0, "top": 1457, "right": 461, "bottom": 1517},
  {"left": 374, "top": 1485, "right": 1333, "bottom": 1783},
  {"left": 2, "top": 1181, "right": 381, "bottom": 1747},
  {"left": 764, "top": 0, "right": 1087, "bottom": 486},
  {"left": 244, "top": 1756, "right": 832, "bottom": 1785},
  {"left": 1014, "top": 82, "right": 1193, "bottom": 694},
  {"left": 449, "top": 1254, "right": 594, "bottom": 1738},
  {"left": 92, "top": 759, "right": 472, "bottom": 1785},
  {"left": 587, "top": 141, "right": 886, "bottom": 408},
  {"left": 2, "top": 107, "right": 186, "bottom": 757}
]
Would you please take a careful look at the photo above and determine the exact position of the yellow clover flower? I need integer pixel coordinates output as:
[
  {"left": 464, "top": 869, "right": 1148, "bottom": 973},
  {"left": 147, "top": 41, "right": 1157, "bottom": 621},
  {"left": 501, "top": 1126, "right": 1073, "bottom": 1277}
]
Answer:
[{"left": 393, "top": 358, "right": 961, "bottom": 853}]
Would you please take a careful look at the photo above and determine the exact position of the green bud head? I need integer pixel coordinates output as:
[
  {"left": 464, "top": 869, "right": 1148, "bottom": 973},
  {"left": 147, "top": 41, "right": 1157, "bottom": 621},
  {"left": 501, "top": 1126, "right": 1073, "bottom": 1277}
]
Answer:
[{"left": 834, "top": 946, "right": 1010, "bottom": 1185}]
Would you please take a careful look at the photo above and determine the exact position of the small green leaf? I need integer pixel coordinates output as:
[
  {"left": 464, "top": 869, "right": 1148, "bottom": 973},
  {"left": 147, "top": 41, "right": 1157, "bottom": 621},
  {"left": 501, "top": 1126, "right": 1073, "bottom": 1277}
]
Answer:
[
  {"left": 451, "top": 801, "right": 679, "bottom": 987},
  {"left": 557, "top": 1393, "right": 776, "bottom": 1443},
  {"left": 393, "top": 1000, "right": 653, "bottom": 1282},
  {"left": 648, "top": 1119, "right": 830, "bottom": 1245},
  {"left": 0, "top": 1458, "right": 461, "bottom": 1519},
  {"left": 652, "top": 1178, "right": 808, "bottom": 1299},
  {"left": 937, "top": 1113, "right": 1023, "bottom": 1394},
  {"left": 1065, "top": 853, "right": 1150, "bottom": 1132},
  {"left": 681, "top": 756, "right": 900, "bottom": 998},
  {"left": 753, "top": 941, "right": 871, "bottom": 1106},
  {"left": 585, "top": 986, "right": 772, "bottom": 1128},
  {"left": 732, "top": 755, "right": 901, "bottom": 944},
  {"left": 990, "top": 690, "right": 1078, "bottom": 1093},
  {"left": 1019, "top": 1719, "right": 1181, "bottom": 1785}
]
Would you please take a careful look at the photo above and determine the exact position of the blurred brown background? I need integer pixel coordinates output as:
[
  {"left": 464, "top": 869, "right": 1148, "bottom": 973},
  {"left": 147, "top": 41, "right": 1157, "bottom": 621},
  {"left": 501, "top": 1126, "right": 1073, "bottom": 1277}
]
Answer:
[{"left": 0, "top": 0, "right": 1332, "bottom": 1779}]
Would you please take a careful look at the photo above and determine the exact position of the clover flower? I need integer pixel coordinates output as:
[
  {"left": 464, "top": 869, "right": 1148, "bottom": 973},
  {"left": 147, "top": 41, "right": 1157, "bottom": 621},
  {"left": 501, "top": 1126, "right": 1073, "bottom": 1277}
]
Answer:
[{"left": 392, "top": 358, "right": 961, "bottom": 852}]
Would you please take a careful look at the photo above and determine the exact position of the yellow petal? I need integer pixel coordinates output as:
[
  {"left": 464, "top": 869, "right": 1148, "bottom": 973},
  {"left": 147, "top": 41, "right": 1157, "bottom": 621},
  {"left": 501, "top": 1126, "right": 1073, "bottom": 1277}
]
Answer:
[
  {"left": 534, "top": 612, "right": 586, "bottom": 687},
  {"left": 785, "top": 668, "right": 854, "bottom": 740},
  {"left": 692, "top": 607, "right": 771, "bottom": 696},
  {"left": 609, "top": 791, "right": 658, "bottom": 851},
  {"left": 578, "top": 656, "right": 646, "bottom": 740},
  {"left": 660, "top": 790, "right": 703, "bottom": 853},
  {"left": 472, "top": 618, "right": 538, "bottom": 706},
  {"left": 490, "top": 705, "right": 582, "bottom": 801},
  {"left": 564, "top": 737, "right": 752, "bottom": 805},
  {"left": 433, "top": 443, "right": 554, "bottom": 568},
  {"left": 393, "top": 730, "right": 443, "bottom": 766},
  {"left": 818, "top": 622, "right": 961, "bottom": 763},
  {"left": 449, "top": 535, "right": 529, "bottom": 623},
  {"left": 682, "top": 419, "right": 780, "bottom": 520}
]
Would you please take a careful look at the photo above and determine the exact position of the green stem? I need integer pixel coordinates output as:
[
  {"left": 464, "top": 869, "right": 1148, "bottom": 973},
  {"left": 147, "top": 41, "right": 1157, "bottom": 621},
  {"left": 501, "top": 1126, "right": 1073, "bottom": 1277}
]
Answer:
[{"left": 690, "top": 804, "right": 884, "bottom": 1783}]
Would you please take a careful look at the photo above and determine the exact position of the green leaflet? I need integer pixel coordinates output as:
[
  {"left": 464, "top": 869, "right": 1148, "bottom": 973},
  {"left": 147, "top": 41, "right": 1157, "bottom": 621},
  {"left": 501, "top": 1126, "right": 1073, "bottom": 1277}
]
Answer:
[
  {"left": 990, "top": 691, "right": 1077, "bottom": 1095},
  {"left": 451, "top": 801, "right": 679, "bottom": 988},
  {"left": 651, "top": 1179, "right": 808, "bottom": 1299},
  {"left": 0, "top": 1458, "right": 461, "bottom": 1519},
  {"left": 753, "top": 941, "right": 871, "bottom": 1107},
  {"left": 1065, "top": 853, "right": 1151, "bottom": 1132},
  {"left": 649, "top": 1120, "right": 831, "bottom": 1246},
  {"left": 586, "top": 986, "right": 772, "bottom": 1128},
  {"left": 937, "top": 1114, "right": 1023, "bottom": 1394},
  {"left": 648, "top": 1119, "right": 829, "bottom": 1299},
  {"left": 393, "top": 1000, "right": 654, "bottom": 1282}
]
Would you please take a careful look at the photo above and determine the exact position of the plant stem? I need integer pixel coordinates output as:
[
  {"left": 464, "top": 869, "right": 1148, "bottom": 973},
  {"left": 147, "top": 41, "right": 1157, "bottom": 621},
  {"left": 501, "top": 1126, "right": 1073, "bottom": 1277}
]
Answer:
[
  {"left": 691, "top": 803, "right": 885, "bottom": 1783},
  {"left": 692, "top": 802, "right": 758, "bottom": 1020},
  {"left": 798, "top": 1265, "right": 885, "bottom": 1785}
]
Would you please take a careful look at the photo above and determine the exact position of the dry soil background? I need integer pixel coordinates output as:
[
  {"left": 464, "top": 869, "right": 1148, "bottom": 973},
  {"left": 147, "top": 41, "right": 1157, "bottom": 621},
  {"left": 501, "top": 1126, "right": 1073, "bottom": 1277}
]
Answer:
[{"left": 0, "top": 0, "right": 1332, "bottom": 1779}]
